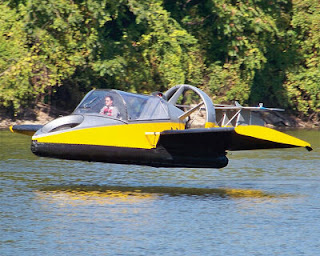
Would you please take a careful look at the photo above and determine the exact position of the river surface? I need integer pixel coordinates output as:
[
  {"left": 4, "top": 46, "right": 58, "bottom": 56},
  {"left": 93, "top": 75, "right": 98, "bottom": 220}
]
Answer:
[{"left": 1, "top": 129, "right": 319, "bottom": 255}]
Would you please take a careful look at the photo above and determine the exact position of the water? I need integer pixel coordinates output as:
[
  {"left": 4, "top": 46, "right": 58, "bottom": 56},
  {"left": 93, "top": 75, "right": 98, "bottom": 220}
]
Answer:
[{"left": 1, "top": 129, "right": 319, "bottom": 255}]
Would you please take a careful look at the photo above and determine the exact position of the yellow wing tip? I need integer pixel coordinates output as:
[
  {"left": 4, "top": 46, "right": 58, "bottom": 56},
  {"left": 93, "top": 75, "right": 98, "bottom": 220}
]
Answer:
[{"left": 235, "top": 125, "right": 312, "bottom": 149}]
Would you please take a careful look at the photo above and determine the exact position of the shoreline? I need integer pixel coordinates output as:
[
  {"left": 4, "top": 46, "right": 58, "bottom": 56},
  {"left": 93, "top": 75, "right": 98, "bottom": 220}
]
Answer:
[
  {"left": 0, "top": 103, "right": 68, "bottom": 130},
  {"left": 1, "top": 109, "right": 318, "bottom": 130}
]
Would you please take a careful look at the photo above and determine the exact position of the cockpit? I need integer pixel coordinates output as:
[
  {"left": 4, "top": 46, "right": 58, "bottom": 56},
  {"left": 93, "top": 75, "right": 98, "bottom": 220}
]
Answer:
[{"left": 73, "top": 89, "right": 171, "bottom": 121}]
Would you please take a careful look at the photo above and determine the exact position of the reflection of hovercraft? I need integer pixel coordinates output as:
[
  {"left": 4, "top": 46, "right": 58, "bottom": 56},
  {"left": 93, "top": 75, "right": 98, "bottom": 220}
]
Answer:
[
  {"left": 39, "top": 185, "right": 283, "bottom": 200},
  {"left": 10, "top": 84, "right": 312, "bottom": 168}
]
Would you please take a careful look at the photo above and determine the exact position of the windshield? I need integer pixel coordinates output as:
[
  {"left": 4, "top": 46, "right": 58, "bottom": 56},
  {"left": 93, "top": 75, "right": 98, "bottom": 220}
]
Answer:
[
  {"left": 73, "top": 90, "right": 127, "bottom": 119},
  {"left": 118, "top": 91, "right": 169, "bottom": 120},
  {"left": 73, "top": 90, "right": 170, "bottom": 121}
]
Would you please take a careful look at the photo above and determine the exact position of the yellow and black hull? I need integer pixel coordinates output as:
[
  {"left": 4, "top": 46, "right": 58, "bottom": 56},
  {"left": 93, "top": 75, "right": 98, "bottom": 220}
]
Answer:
[
  {"left": 30, "top": 122, "right": 229, "bottom": 168},
  {"left": 11, "top": 120, "right": 312, "bottom": 168},
  {"left": 30, "top": 124, "right": 311, "bottom": 168},
  {"left": 31, "top": 140, "right": 229, "bottom": 168}
]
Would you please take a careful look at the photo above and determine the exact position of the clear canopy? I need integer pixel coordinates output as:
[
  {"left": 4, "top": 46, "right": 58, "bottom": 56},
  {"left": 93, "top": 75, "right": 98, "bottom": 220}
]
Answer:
[{"left": 73, "top": 89, "right": 170, "bottom": 121}]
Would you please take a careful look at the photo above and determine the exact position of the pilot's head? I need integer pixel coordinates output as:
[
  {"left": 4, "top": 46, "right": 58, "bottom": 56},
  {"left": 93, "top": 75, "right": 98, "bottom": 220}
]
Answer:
[{"left": 104, "top": 96, "right": 113, "bottom": 107}]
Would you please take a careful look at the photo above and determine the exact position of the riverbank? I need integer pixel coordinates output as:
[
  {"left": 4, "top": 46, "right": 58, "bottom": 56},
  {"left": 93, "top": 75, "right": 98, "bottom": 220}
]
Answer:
[
  {"left": 0, "top": 103, "right": 68, "bottom": 129},
  {"left": 259, "top": 111, "right": 319, "bottom": 129},
  {"left": 1, "top": 105, "right": 318, "bottom": 129}
]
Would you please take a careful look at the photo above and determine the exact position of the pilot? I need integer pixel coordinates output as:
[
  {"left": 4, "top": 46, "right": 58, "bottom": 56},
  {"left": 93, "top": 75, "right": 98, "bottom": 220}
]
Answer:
[{"left": 100, "top": 95, "right": 120, "bottom": 118}]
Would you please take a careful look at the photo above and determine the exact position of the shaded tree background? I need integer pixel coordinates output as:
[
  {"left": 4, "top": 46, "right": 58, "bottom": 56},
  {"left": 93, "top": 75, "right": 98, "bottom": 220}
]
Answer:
[{"left": 0, "top": 0, "right": 319, "bottom": 121}]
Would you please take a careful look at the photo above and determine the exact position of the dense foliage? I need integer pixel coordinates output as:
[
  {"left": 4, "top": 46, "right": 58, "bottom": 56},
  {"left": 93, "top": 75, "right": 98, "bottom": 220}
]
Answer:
[{"left": 0, "top": 0, "right": 319, "bottom": 120}]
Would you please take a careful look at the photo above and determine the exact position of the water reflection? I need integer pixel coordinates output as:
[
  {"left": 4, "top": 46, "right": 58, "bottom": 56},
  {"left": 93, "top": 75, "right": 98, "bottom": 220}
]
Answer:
[
  {"left": 36, "top": 188, "right": 158, "bottom": 206},
  {"left": 38, "top": 185, "right": 290, "bottom": 201}
]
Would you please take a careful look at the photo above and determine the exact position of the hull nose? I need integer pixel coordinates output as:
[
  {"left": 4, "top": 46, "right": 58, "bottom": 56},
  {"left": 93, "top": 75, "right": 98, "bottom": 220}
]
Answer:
[{"left": 31, "top": 140, "right": 39, "bottom": 155}]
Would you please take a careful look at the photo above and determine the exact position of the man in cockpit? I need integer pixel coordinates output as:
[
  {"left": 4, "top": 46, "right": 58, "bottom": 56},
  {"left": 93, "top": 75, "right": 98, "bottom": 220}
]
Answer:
[{"left": 100, "top": 95, "right": 120, "bottom": 118}]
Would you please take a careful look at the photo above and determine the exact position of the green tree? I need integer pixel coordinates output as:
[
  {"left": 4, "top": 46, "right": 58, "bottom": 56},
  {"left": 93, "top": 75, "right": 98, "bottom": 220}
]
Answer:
[
  {"left": 165, "top": 0, "right": 283, "bottom": 103},
  {"left": 0, "top": 3, "right": 33, "bottom": 113},
  {"left": 0, "top": 0, "right": 319, "bottom": 120},
  {"left": 284, "top": 0, "right": 320, "bottom": 118},
  {"left": 127, "top": 0, "right": 204, "bottom": 91}
]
